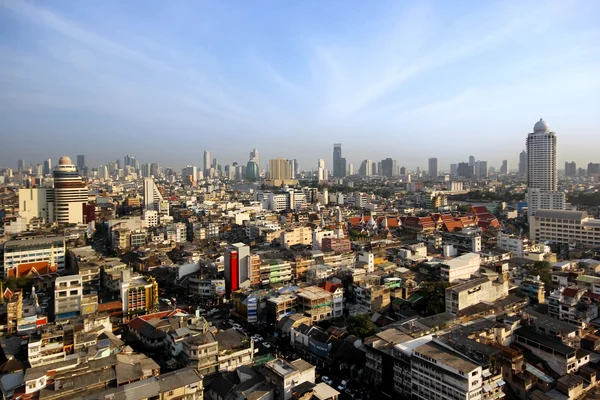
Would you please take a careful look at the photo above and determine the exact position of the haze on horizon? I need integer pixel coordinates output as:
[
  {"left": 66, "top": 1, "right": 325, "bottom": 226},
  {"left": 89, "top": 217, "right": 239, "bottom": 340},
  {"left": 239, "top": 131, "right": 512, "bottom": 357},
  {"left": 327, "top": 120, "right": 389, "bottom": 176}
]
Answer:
[{"left": 1, "top": 0, "right": 599, "bottom": 172}]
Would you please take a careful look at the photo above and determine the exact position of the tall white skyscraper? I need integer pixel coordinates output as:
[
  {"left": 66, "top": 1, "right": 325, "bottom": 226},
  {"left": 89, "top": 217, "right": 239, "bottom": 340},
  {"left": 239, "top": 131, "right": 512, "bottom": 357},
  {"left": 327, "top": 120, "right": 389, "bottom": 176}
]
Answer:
[
  {"left": 144, "top": 177, "right": 164, "bottom": 211},
  {"left": 203, "top": 151, "right": 211, "bottom": 173},
  {"left": 317, "top": 159, "right": 326, "bottom": 182},
  {"left": 526, "top": 118, "right": 565, "bottom": 219}
]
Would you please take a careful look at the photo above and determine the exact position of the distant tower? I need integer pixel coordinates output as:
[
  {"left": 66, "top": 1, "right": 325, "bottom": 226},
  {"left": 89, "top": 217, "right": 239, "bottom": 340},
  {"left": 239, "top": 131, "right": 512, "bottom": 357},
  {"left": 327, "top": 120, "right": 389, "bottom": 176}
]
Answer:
[
  {"left": 526, "top": 118, "right": 564, "bottom": 218},
  {"left": 428, "top": 158, "right": 438, "bottom": 178},
  {"left": 203, "top": 151, "right": 211, "bottom": 173},
  {"left": 250, "top": 148, "right": 260, "bottom": 166},
  {"left": 53, "top": 156, "right": 87, "bottom": 224}
]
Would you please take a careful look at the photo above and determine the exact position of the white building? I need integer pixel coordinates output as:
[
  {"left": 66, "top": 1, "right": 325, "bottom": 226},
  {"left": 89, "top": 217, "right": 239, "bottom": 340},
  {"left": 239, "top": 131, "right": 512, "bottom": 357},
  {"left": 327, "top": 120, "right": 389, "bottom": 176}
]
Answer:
[
  {"left": 143, "top": 177, "right": 164, "bottom": 212},
  {"left": 530, "top": 209, "right": 600, "bottom": 246},
  {"left": 440, "top": 253, "right": 481, "bottom": 282},
  {"left": 526, "top": 118, "right": 565, "bottom": 217},
  {"left": 18, "top": 188, "right": 53, "bottom": 224},
  {"left": 2, "top": 236, "right": 66, "bottom": 278},
  {"left": 53, "top": 156, "right": 88, "bottom": 225},
  {"left": 54, "top": 274, "right": 83, "bottom": 320},
  {"left": 142, "top": 210, "right": 158, "bottom": 227}
]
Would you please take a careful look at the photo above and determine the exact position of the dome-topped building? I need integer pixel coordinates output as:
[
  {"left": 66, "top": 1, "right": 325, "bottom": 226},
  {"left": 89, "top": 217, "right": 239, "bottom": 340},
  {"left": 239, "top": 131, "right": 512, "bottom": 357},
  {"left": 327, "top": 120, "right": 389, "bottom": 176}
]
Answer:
[
  {"left": 533, "top": 118, "right": 551, "bottom": 133},
  {"left": 58, "top": 156, "right": 73, "bottom": 166}
]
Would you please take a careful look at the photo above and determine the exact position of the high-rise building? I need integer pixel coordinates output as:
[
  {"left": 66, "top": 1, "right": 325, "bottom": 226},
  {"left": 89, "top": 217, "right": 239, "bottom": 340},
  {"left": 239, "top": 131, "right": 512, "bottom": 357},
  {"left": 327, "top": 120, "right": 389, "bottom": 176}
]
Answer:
[
  {"left": 224, "top": 243, "right": 250, "bottom": 293},
  {"left": 468, "top": 155, "right": 475, "bottom": 167},
  {"left": 500, "top": 160, "right": 509, "bottom": 175},
  {"left": 19, "top": 188, "right": 53, "bottom": 224},
  {"left": 359, "top": 160, "right": 372, "bottom": 177},
  {"left": 287, "top": 159, "right": 298, "bottom": 178},
  {"left": 565, "top": 162, "right": 577, "bottom": 177},
  {"left": 53, "top": 156, "right": 88, "bottom": 225},
  {"left": 333, "top": 143, "right": 345, "bottom": 178},
  {"left": 143, "top": 177, "right": 164, "bottom": 211},
  {"left": 526, "top": 118, "right": 564, "bottom": 218},
  {"left": 457, "top": 162, "right": 472, "bottom": 178},
  {"left": 381, "top": 158, "right": 396, "bottom": 178},
  {"left": 203, "top": 150, "right": 211, "bottom": 173},
  {"left": 269, "top": 158, "right": 292, "bottom": 180},
  {"left": 587, "top": 163, "right": 600, "bottom": 177},
  {"left": 250, "top": 148, "right": 260, "bottom": 166},
  {"left": 449, "top": 164, "right": 457, "bottom": 176},
  {"left": 246, "top": 161, "right": 259, "bottom": 181},
  {"left": 17, "top": 159, "right": 25, "bottom": 172},
  {"left": 477, "top": 161, "right": 488, "bottom": 178},
  {"left": 77, "top": 155, "right": 85, "bottom": 171},
  {"left": 317, "top": 159, "right": 326, "bottom": 182},
  {"left": 428, "top": 158, "right": 438, "bottom": 178},
  {"left": 373, "top": 162, "right": 378, "bottom": 176},
  {"left": 519, "top": 150, "right": 528, "bottom": 176},
  {"left": 43, "top": 159, "right": 52, "bottom": 176},
  {"left": 348, "top": 163, "right": 353, "bottom": 176}
]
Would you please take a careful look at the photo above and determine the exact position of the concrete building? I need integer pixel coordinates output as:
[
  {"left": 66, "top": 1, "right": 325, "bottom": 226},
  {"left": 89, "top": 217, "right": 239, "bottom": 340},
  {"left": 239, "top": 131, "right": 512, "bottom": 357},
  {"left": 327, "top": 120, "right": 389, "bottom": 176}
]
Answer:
[
  {"left": 260, "top": 259, "right": 293, "bottom": 287},
  {"left": 263, "top": 358, "right": 316, "bottom": 400},
  {"left": 53, "top": 156, "right": 88, "bottom": 224},
  {"left": 281, "top": 226, "right": 313, "bottom": 249},
  {"left": 18, "top": 188, "right": 53, "bottom": 224},
  {"left": 143, "top": 177, "right": 164, "bottom": 212},
  {"left": 445, "top": 273, "right": 509, "bottom": 314},
  {"left": 530, "top": 210, "right": 600, "bottom": 246},
  {"left": 440, "top": 253, "right": 481, "bottom": 282},
  {"left": 224, "top": 243, "right": 251, "bottom": 293},
  {"left": 120, "top": 270, "right": 159, "bottom": 319},
  {"left": 2, "top": 236, "right": 66, "bottom": 278},
  {"left": 54, "top": 274, "right": 83, "bottom": 320},
  {"left": 333, "top": 143, "right": 345, "bottom": 178},
  {"left": 526, "top": 118, "right": 565, "bottom": 217},
  {"left": 269, "top": 158, "right": 292, "bottom": 180},
  {"left": 296, "top": 286, "right": 334, "bottom": 322}
]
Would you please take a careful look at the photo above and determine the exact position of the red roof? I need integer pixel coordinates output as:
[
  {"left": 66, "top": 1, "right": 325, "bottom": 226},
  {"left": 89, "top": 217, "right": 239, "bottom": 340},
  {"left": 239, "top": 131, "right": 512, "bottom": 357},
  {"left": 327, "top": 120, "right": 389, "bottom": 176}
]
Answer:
[{"left": 562, "top": 288, "right": 579, "bottom": 298}]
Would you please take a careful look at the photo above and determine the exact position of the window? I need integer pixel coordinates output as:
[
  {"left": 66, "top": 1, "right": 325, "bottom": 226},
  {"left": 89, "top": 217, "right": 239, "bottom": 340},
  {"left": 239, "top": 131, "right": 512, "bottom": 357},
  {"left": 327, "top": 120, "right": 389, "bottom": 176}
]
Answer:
[{"left": 472, "top": 371, "right": 478, "bottom": 376}]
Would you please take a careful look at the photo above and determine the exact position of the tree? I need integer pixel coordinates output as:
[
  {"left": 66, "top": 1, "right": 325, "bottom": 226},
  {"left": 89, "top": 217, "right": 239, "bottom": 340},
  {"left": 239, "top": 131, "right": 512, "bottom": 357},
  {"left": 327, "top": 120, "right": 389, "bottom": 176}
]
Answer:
[
  {"left": 530, "top": 261, "right": 552, "bottom": 290},
  {"left": 347, "top": 314, "right": 377, "bottom": 338}
]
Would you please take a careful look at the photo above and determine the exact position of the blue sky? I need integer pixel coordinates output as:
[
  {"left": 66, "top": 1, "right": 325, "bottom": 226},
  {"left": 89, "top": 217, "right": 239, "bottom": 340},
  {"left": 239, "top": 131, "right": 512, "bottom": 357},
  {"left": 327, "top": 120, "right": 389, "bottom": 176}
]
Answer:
[{"left": 1, "top": 0, "right": 599, "bottom": 172}]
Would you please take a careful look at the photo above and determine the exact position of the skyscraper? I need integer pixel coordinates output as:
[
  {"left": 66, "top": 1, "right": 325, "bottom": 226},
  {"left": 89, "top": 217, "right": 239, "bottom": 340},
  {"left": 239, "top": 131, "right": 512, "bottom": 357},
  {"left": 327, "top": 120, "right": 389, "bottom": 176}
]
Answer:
[
  {"left": 250, "top": 148, "right": 260, "bottom": 166},
  {"left": 269, "top": 158, "right": 292, "bottom": 180},
  {"left": 450, "top": 164, "right": 458, "bottom": 176},
  {"left": 381, "top": 158, "right": 397, "bottom": 178},
  {"left": 333, "top": 143, "right": 345, "bottom": 178},
  {"left": 428, "top": 158, "right": 438, "bottom": 178},
  {"left": 318, "top": 159, "right": 326, "bottom": 182},
  {"left": 144, "top": 177, "right": 164, "bottom": 211},
  {"left": 43, "top": 159, "right": 52, "bottom": 176},
  {"left": 526, "top": 118, "right": 564, "bottom": 218},
  {"left": 565, "top": 162, "right": 577, "bottom": 177},
  {"left": 203, "top": 150, "right": 211, "bottom": 173},
  {"left": 359, "top": 160, "right": 372, "bottom": 177},
  {"left": 53, "top": 156, "right": 87, "bottom": 225},
  {"left": 246, "top": 161, "right": 259, "bottom": 181},
  {"left": 500, "top": 160, "right": 509, "bottom": 175},
  {"left": 77, "top": 155, "right": 85, "bottom": 171},
  {"left": 469, "top": 156, "right": 475, "bottom": 167},
  {"left": 518, "top": 150, "right": 528, "bottom": 176},
  {"left": 18, "top": 159, "right": 25, "bottom": 172}
]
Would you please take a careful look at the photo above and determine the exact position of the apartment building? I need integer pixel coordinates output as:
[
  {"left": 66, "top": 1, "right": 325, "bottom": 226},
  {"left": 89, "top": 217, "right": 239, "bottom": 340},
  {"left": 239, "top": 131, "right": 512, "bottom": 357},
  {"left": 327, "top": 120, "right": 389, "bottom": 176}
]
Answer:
[
  {"left": 281, "top": 226, "right": 313, "bottom": 249},
  {"left": 54, "top": 274, "right": 84, "bottom": 320},
  {"left": 296, "top": 286, "right": 334, "bottom": 322},
  {"left": 530, "top": 210, "right": 600, "bottom": 246},
  {"left": 267, "top": 293, "right": 298, "bottom": 323},
  {"left": 547, "top": 287, "right": 598, "bottom": 329},
  {"left": 2, "top": 236, "right": 65, "bottom": 278},
  {"left": 120, "top": 270, "right": 159, "bottom": 320},
  {"left": 260, "top": 259, "right": 293, "bottom": 287}
]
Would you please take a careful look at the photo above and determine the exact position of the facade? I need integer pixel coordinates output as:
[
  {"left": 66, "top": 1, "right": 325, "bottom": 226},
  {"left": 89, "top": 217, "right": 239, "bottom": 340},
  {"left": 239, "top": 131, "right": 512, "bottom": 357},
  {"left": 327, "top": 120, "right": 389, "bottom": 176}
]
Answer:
[
  {"left": 120, "top": 270, "right": 159, "bottom": 319},
  {"left": 526, "top": 118, "right": 565, "bottom": 217},
  {"left": 296, "top": 286, "right": 334, "bottom": 322},
  {"left": 281, "top": 226, "right": 313, "bottom": 249},
  {"left": 53, "top": 156, "right": 88, "bottom": 224},
  {"left": 18, "top": 188, "right": 53, "bottom": 224},
  {"left": 143, "top": 177, "right": 164, "bottom": 212},
  {"left": 440, "top": 253, "right": 481, "bottom": 283},
  {"left": 54, "top": 274, "right": 83, "bottom": 320},
  {"left": 445, "top": 275, "right": 509, "bottom": 314},
  {"left": 2, "top": 236, "right": 65, "bottom": 278},
  {"left": 530, "top": 210, "right": 600, "bottom": 246},
  {"left": 269, "top": 158, "right": 292, "bottom": 180},
  {"left": 260, "top": 260, "right": 293, "bottom": 286},
  {"left": 263, "top": 358, "right": 316, "bottom": 400}
]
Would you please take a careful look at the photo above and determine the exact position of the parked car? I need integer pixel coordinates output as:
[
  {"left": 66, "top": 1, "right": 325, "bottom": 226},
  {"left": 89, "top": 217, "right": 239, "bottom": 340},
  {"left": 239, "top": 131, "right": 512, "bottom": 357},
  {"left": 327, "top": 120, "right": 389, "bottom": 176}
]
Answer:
[
  {"left": 263, "top": 342, "right": 271, "bottom": 349},
  {"left": 322, "top": 376, "right": 333, "bottom": 386},
  {"left": 338, "top": 380, "right": 349, "bottom": 391}
]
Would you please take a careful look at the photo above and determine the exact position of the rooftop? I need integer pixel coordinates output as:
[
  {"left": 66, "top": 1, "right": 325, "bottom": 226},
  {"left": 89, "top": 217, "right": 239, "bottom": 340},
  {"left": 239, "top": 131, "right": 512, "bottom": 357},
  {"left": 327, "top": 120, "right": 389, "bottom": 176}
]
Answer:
[
  {"left": 296, "top": 286, "right": 332, "bottom": 300},
  {"left": 414, "top": 341, "right": 479, "bottom": 373}
]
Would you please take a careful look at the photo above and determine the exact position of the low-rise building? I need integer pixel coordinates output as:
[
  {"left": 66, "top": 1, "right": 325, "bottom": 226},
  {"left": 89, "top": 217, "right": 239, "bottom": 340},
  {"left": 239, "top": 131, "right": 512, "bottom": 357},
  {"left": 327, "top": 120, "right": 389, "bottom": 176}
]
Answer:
[
  {"left": 440, "top": 253, "right": 481, "bottom": 283},
  {"left": 296, "top": 286, "right": 334, "bottom": 323},
  {"left": 262, "top": 358, "right": 316, "bottom": 400}
]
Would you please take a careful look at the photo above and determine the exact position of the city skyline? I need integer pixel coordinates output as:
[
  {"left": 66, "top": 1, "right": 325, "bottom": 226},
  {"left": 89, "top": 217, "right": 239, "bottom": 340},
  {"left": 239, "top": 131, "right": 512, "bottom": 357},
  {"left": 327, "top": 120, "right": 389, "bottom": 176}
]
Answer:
[{"left": 1, "top": 1, "right": 599, "bottom": 169}]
